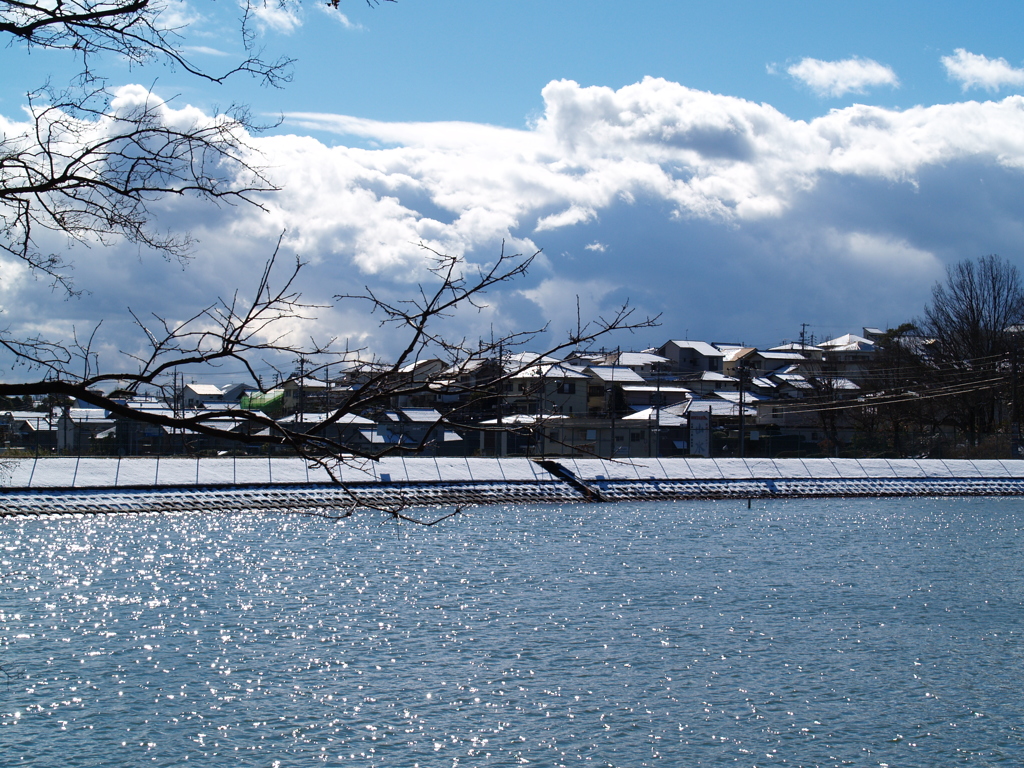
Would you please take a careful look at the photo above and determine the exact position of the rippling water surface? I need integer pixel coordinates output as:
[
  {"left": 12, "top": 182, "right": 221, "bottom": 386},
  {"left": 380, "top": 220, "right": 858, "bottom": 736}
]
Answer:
[{"left": 2, "top": 497, "right": 1024, "bottom": 766}]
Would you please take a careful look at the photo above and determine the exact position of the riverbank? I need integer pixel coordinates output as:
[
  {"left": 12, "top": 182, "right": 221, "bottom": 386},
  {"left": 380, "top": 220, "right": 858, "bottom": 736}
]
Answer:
[{"left": 2, "top": 456, "right": 1024, "bottom": 515}]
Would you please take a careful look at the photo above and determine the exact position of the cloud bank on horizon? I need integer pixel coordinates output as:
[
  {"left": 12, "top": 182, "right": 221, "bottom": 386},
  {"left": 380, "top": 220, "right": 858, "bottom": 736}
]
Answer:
[{"left": 4, "top": 48, "right": 1024, "bottom": 378}]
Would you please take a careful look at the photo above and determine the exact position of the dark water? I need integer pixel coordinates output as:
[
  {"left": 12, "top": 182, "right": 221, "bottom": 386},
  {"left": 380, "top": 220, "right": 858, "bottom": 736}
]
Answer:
[{"left": 2, "top": 497, "right": 1023, "bottom": 767}]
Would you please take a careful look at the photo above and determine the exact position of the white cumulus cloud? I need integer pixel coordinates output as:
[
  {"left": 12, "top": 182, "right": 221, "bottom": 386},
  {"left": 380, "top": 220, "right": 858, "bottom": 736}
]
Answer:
[
  {"left": 942, "top": 49, "right": 1024, "bottom": 92},
  {"left": 785, "top": 57, "right": 899, "bottom": 98},
  {"left": 248, "top": 0, "right": 303, "bottom": 34},
  {"left": 7, "top": 77, "right": 1024, "bottom": 369}
]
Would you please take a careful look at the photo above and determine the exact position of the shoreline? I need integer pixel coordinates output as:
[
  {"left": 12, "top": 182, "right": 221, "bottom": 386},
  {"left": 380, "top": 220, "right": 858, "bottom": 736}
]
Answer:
[{"left": 3, "top": 457, "right": 1024, "bottom": 515}]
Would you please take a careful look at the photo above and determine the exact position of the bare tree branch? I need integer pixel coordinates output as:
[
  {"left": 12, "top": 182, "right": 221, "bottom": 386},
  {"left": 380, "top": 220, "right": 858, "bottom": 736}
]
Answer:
[
  {"left": 0, "top": 242, "right": 658, "bottom": 472},
  {"left": 1, "top": 0, "right": 293, "bottom": 86},
  {"left": 0, "top": 85, "right": 274, "bottom": 290}
]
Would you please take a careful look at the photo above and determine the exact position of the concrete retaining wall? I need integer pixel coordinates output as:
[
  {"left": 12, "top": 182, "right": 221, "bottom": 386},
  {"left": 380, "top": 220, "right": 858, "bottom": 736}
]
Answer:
[{"left": 3, "top": 457, "right": 1024, "bottom": 516}]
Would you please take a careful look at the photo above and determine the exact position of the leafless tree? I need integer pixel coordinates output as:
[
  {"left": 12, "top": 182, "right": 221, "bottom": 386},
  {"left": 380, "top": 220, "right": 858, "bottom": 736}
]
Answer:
[
  {"left": 0, "top": 239, "right": 657, "bottom": 466},
  {"left": 0, "top": 0, "right": 659, "bottom": 519},
  {"left": 0, "top": 0, "right": 324, "bottom": 290},
  {"left": 1, "top": 85, "right": 274, "bottom": 290},
  {"left": 923, "top": 255, "right": 1024, "bottom": 362},
  {"left": 1, "top": 0, "right": 298, "bottom": 83},
  {"left": 919, "top": 255, "right": 1023, "bottom": 445}
]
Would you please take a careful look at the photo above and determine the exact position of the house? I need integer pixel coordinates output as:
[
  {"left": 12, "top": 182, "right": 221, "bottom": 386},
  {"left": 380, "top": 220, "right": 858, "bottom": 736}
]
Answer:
[
  {"left": 603, "top": 351, "right": 672, "bottom": 379},
  {"left": 390, "top": 359, "right": 446, "bottom": 409},
  {"left": 3, "top": 410, "right": 56, "bottom": 451},
  {"left": 280, "top": 377, "right": 354, "bottom": 415},
  {"left": 180, "top": 383, "right": 225, "bottom": 409},
  {"left": 675, "top": 370, "right": 739, "bottom": 396},
  {"left": 819, "top": 333, "right": 876, "bottom": 383},
  {"left": 770, "top": 342, "right": 824, "bottom": 363},
  {"left": 745, "top": 350, "right": 809, "bottom": 376},
  {"left": 619, "top": 383, "right": 693, "bottom": 410},
  {"left": 56, "top": 407, "right": 116, "bottom": 452},
  {"left": 432, "top": 357, "right": 503, "bottom": 418},
  {"left": 376, "top": 408, "right": 464, "bottom": 455},
  {"left": 504, "top": 361, "right": 589, "bottom": 416},
  {"left": 276, "top": 411, "right": 374, "bottom": 447},
  {"left": 656, "top": 340, "right": 725, "bottom": 374},
  {"left": 111, "top": 404, "right": 273, "bottom": 455},
  {"left": 720, "top": 347, "right": 756, "bottom": 377},
  {"left": 583, "top": 366, "right": 646, "bottom": 415}
]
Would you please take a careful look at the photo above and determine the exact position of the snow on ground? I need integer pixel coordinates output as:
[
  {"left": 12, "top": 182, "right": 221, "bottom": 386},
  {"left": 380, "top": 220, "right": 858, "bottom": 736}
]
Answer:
[{"left": 3, "top": 456, "right": 1024, "bottom": 489}]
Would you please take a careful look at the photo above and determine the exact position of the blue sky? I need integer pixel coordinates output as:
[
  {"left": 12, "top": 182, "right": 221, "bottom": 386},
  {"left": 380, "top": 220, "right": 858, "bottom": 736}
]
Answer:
[
  {"left": 4, "top": 0, "right": 1024, "bottom": 377},
  {"left": 104, "top": 0, "right": 1024, "bottom": 126}
]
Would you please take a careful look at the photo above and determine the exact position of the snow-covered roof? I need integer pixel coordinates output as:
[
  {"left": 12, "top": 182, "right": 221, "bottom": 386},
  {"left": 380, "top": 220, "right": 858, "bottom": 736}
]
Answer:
[
  {"left": 815, "top": 377, "right": 860, "bottom": 391},
  {"left": 681, "top": 371, "right": 737, "bottom": 382},
  {"left": 400, "top": 408, "right": 443, "bottom": 422},
  {"left": 773, "top": 373, "right": 813, "bottom": 389},
  {"left": 183, "top": 383, "right": 223, "bottom": 396},
  {"left": 622, "top": 406, "right": 688, "bottom": 427},
  {"left": 620, "top": 385, "right": 693, "bottom": 394},
  {"left": 665, "top": 340, "right": 725, "bottom": 357},
  {"left": 769, "top": 343, "right": 823, "bottom": 353},
  {"left": 819, "top": 333, "right": 875, "bottom": 351},
  {"left": 614, "top": 352, "right": 670, "bottom": 366},
  {"left": 383, "top": 409, "right": 441, "bottom": 423},
  {"left": 711, "top": 391, "right": 768, "bottom": 404},
  {"left": 686, "top": 399, "right": 757, "bottom": 417},
  {"left": 399, "top": 359, "right": 442, "bottom": 374},
  {"left": 505, "top": 352, "right": 562, "bottom": 369},
  {"left": 721, "top": 347, "right": 756, "bottom": 362},
  {"left": 512, "top": 363, "right": 589, "bottom": 379},
  {"left": 479, "top": 414, "right": 570, "bottom": 424},
  {"left": 586, "top": 366, "right": 646, "bottom": 383},
  {"left": 284, "top": 377, "right": 330, "bottom": 389},
  {"left": 756, "top": 351, "right": 806, "bottom": 362},
  {"left": 183, "top": 402, "right": 238, "bottom": 412},
  {"left": 4, "top": 410, "right": 44, "bottom": 420},
  {"left": 10, "top": 414, "right": 53, "bottom": 431},
  {"left": 278, "top": 412, "right": 373, "bottom": 425},
  {"left": 63, "top": 408, "right": 112, "bottom": 421}
]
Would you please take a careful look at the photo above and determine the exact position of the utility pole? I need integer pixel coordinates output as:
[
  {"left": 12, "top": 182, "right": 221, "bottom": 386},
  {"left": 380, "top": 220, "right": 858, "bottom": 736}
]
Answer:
[
  {"left": 738, "top": 363, "right": 746, "bottom": 458},
  {"left": 607, "top": 384, "right": 616, "bottom": 458},
  {"left": 297, "top": 355, "right": 306, "bottom": 422},
  {"left": 1013, "top": 349, "right": 1021, "bottom": 458}
]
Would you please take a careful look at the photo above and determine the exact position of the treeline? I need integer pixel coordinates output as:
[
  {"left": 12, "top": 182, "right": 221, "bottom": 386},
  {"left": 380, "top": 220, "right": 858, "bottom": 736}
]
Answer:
[{"left": 820, "top": 255, "right": 1024, "bottom": 458}]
